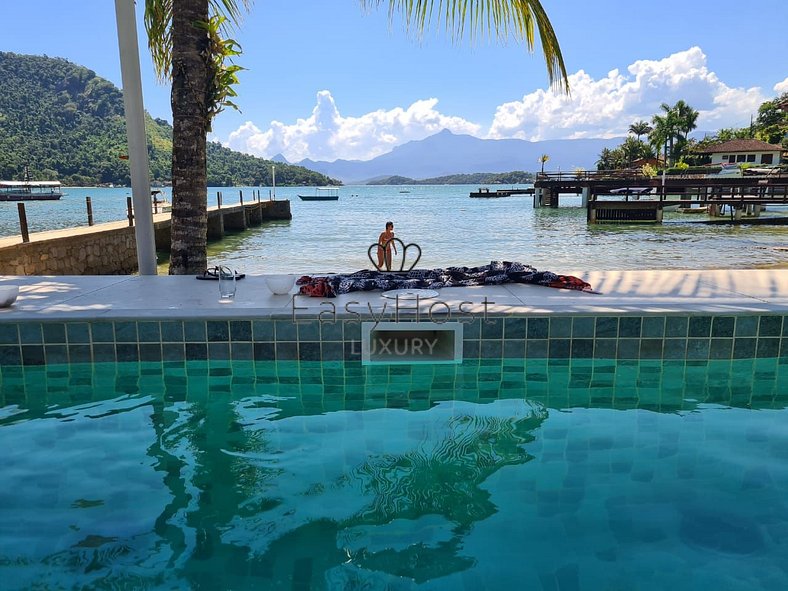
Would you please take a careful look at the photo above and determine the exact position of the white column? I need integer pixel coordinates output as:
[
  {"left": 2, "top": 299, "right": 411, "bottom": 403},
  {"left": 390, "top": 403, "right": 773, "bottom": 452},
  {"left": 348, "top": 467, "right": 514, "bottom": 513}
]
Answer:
[
  {"left": 115, "top": 0, "right": 157, "bottom": 275},
  {"left": 581, "top": 186, "right": 590, "bottom": 208}
]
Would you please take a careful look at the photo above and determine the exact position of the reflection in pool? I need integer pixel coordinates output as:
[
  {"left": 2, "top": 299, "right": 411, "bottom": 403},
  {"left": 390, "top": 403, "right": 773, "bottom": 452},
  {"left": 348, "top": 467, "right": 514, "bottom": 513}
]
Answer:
[{"left": 1, "top": 358, "right": 786, "bottom": 590}]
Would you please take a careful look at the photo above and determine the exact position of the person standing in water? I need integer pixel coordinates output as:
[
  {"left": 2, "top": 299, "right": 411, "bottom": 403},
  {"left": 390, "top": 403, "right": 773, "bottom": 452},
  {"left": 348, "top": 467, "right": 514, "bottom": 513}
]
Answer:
[{"left": 377, "top": 221, "right": 397, "bottom": 271}]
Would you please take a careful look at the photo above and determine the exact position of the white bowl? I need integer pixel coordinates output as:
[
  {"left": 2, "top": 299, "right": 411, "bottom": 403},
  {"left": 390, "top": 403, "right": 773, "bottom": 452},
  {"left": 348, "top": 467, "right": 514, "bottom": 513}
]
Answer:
[
  {"left": 0, "top": 285, "right": 19, "bottom": 308},
  {"left": 265, "top": 274, "right": 295, "bottom": 295}
]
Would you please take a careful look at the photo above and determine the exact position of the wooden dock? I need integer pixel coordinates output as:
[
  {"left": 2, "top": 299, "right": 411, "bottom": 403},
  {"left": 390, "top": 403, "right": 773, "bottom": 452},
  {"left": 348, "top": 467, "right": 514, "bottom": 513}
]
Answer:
[
  {"left": 533, "top": 171, "right": 788, "bottom": 223},
  {"left": 469, "top": 187, "right": 535, "bottom": 198}
]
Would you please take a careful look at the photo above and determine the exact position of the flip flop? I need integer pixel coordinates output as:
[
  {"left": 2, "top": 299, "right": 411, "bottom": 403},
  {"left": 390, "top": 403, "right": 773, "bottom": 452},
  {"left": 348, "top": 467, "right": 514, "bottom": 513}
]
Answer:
[{"left": 195, "top": 267, "right": 246, "bottom": 280}]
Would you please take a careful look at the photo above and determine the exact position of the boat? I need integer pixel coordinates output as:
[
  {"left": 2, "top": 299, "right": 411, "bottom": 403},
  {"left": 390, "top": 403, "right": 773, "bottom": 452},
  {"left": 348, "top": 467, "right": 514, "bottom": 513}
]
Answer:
[
  {"left": 151, "top": 190, "right": 172, "bottom": 213},
  {"left": 298, "top": 187, "right": 339, "bottom": 201},
  {"left": 0, "top": 179, "right": 64, "bottom": 201}
]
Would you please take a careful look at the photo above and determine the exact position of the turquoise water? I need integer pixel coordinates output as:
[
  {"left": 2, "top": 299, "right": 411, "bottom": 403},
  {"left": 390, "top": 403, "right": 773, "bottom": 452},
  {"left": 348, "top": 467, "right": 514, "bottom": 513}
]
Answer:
[
  {"left": 1, "top": 185, "right": 787, "bottom": 273},
  {"left": 1, "top": 358, "right": 787, "bottom": 590}
]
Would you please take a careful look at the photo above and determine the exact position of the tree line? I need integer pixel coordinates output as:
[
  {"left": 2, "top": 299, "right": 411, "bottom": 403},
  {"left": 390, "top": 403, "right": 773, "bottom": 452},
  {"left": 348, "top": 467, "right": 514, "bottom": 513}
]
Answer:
[
  {"left": 0, "top": 52, "right": 338, "bottom": 187},
  {"left": 367, "top": 171, "right": 536, "bottom": 185},
  {"left": 596, "top": 94, "right": 787, "bottom": 170}
]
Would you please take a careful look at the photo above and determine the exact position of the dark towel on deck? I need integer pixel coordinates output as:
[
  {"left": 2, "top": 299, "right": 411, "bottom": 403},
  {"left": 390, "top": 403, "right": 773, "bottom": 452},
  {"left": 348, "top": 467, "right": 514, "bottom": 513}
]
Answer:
[{"left": 296, "top": 261, "right": 596, "bottom": 298}]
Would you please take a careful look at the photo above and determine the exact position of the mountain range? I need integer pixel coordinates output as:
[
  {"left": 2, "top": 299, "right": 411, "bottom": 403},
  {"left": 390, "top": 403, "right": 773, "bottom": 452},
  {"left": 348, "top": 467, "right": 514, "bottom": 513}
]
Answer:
[{"left": 289, "top": 130, "right": 625, "bottom": 183}]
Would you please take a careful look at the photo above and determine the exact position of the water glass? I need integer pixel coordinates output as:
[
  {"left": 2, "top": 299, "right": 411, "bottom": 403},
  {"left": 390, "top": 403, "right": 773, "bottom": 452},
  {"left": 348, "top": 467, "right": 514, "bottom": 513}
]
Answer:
[{"left": 217, "top": 266, "right": 236, "bottom": 301}]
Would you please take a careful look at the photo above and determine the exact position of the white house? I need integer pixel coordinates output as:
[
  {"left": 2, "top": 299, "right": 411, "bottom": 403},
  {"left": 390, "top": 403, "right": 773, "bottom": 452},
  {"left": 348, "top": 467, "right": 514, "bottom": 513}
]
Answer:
[{"left": 701, "top": 139, "right": 783, "bottom": 166}]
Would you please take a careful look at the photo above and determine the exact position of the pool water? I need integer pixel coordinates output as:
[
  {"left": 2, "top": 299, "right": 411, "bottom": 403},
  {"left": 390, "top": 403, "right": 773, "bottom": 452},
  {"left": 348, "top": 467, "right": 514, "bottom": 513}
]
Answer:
[{"left": 1, "top": 358, "right": 787, "bottom": 590}]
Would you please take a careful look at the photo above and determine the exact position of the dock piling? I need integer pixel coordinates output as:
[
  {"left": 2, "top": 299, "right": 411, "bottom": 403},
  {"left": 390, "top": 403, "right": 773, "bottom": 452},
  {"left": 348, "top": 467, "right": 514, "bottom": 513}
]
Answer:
[
  {"left": 17, "top": 203, "right": 30, "bottom": 243},
  {"left": 86, "top": 196, "right": 94, "bottom": 226}
]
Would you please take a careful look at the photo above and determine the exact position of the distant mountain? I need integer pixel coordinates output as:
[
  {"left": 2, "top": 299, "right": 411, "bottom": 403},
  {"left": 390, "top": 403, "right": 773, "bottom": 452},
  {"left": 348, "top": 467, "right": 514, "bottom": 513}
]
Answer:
[
  {"left": 296, "top": 129, "right": 624, "bottom": 183},
  {"left": 0, "top": 52, "right": 337, "bottom": 187}
]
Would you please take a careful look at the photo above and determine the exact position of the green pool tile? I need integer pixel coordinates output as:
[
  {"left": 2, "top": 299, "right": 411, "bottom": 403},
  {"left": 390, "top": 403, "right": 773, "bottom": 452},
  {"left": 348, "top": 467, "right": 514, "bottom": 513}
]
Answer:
[
  {"left": 113, "top": 321, "right": 137, "bottom": 343},
  {"left": 549, "top": 317, "right": 572, "bottom": 338},
  {"left": 617, "top": 339, "right": 640, "bottom": 360},
  {"left": 759, "top": 315, "right": 783, "bottom": 337},
  {"left": 252, "top": 320, "right": 274, "bottom": 341},
  {"left": 756, "top": 338, "right": 780, "bottom": 358},
  {"left": 343, "top": 321, "right": 361, "bottom": 341},
  {"left": 595, "top": 317, "right": 618, "bottom": 338},
  {"left": 619, "top": 317, "right": 642, "bottom": 338},
  {"left": 571, "top": 317, "right": 594, "bottom": 338},
  {"left": 665, "top": 317, "right": 689, "bottom": 338},
  {"left": 733, "top": 338, "right": 757, "bottom": 359},
  {"left": 593, "top": 339, "right": 617, "bottom": 359},
  {"left": 18, "top": 323, "right": 43, "bottom": 345},
  {"left": 138, "top": 322, "right": 162, "bottom": 343},
  {"left": 184, "top": 343, "right": 207, "bottom": 361},
  {"left": 319, "top": 321, "right": 343, "bottom": 341},
  {"left": 528, "top": 318, "right": 549, "bottom": 339},
  {"left": 481, "top": 318, "right": 503, "bottom": 339},
  {"left": 642, "top": 317, "right": 665, "bottom": 338},
  {"left": 296, "top": 320, "right": 320, "bottom": 342},
  {"left": 711, "top": 317, "right": 735, "bottom": 337},
  {"left": 503, "top": 340, "right": 525, "bottom": 359},
  {"left": 230, "top": 320, "right": 253, "bottom": 342},
  {"left": 735, "top": 316, "right": 758, "bottom": 337},
  {"left": 548, "top": 339, "right": 570, "bottom": 359},
  {"left": 163, "top": 344, "right": 186, "bottom": 362},
  {"left": 709, "top": 338, "right": 733, "bottom": 360},
  {"left": 21, "top": 345, "right": 45, "bottom": 366},
  {"left": 207, "top": 321, "right": 230, "bottom": 342},
  {"left": 688, "top": 317, "right": 712, "bottom": 338},
  {"left": 41, "top": 323, "right": 66, "bottom": 344},
  {"left": 663, "top": 339, "right": 688, "bottom": 360},
  {"left": 504, "top": 317, "right": 526, "bottom": 339},
  {"left": 571, "top": 339, "right": 594, "bottom": 359}
]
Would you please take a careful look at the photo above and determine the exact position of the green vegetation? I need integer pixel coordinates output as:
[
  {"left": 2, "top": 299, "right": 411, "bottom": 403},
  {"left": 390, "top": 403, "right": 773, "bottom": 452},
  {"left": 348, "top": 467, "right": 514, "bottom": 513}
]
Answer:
[
  {"left": 598, "top": 94, "right": 787, "bottom": 171},
  {"left": 693, "top": 92, "right": 788, "bottom": 155},
  {"left": 0, "top": 52, "right": 337, "bottom": 187},
  {"left": 367, "top": 171, "right": 536, "bottom": 185}
]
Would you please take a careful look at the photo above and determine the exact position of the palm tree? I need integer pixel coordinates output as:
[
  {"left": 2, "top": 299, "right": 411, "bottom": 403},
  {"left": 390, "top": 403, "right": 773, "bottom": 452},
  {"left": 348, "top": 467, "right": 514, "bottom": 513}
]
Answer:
[
  {"left": 146, "top": 0, "right": 569, "bottom": 274},
  {"left": 673, "top": 99, "right": 699, "bottom": 142},
  {"left": 539, "top": 154, "right": 549, "bottom": 174},
  {"left": 628, "top": 120, "right": 651, "bottom": 142},
  {"left": 596, "top": 148, "right": 615, "bottom": 171}
]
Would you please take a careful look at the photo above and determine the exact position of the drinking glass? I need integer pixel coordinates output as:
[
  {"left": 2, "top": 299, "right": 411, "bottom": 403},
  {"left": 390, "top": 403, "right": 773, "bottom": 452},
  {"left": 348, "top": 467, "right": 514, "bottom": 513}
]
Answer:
[{"left": 217, "top": 266, "right": 236, "bottom": 301}]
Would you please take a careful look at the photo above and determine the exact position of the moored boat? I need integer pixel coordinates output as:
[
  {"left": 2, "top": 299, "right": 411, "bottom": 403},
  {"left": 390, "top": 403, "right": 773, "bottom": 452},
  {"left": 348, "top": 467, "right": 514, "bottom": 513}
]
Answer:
[
  {"left": 298, "top": 187, "right": 339, "bottom": 201},
  {"left": 0, "top": 180, "right": 64, "bottom": 201}
]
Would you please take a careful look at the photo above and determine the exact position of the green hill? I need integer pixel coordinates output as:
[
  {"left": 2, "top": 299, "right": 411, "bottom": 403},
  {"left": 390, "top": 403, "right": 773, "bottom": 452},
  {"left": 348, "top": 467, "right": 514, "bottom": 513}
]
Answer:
[
  {"left": 367, "top": 171, "right": 535, "bottom": 185},
  {"left": 0, "top": 52, "right": 338, "bottom": 187}
]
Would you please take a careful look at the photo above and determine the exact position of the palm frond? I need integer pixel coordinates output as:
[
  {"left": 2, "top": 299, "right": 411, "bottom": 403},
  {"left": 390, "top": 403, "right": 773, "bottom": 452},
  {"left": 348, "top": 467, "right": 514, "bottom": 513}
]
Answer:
[
  {"left": 361, "top": 0, "right": 568, "bottom": 93},
  {"left": 144, "top": 0, "right": 173, "bottom": 81}
]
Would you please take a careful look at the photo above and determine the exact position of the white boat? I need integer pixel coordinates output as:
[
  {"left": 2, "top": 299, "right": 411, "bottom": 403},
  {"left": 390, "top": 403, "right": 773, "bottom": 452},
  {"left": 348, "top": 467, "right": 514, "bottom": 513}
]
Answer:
[
  {"left": 0, "top": 179, "right": 63, "bottom": 201},
  {"left": 151, "top": 190, "right": 172, "bottom": 213}
]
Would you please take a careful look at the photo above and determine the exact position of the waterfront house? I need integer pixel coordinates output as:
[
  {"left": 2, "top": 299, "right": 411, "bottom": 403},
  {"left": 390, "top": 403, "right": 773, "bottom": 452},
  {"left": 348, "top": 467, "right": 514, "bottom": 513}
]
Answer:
[{"left": 698, "top": 138, "right": 783, "bottom": 166}]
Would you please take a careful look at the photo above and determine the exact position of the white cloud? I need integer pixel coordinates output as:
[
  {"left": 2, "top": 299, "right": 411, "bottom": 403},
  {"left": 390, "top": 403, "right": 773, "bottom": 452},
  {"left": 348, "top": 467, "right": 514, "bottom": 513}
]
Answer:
[
  {"left": 488, "top": 47, "right": 768, "bottom": 140},
  {"left": 225, "top": 90, "right": 480, "bottom": 162},
  {"left": 224, "top": 48, "right": 782, "bottom": 162}
]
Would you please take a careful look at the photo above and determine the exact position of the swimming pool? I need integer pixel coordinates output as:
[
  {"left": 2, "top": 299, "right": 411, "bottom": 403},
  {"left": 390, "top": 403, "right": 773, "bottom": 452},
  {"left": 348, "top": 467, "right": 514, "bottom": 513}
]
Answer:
[{"left": 2, "top": 357, "right": 786, "bottom": 590}]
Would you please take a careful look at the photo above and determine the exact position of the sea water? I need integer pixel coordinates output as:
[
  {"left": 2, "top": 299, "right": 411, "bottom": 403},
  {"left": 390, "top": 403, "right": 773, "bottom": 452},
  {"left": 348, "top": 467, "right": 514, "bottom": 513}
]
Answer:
[
  {"left": 0, "top": 358, "right": 786, "bottom": 590},
  {"left": 1, "top": 185, "right": 787, "bottom": 273}
]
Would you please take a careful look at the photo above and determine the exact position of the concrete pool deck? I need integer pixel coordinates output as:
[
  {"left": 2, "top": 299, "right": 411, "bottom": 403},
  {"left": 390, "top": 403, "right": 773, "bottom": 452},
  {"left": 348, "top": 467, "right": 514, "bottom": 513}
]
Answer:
[{"left": 1, "top": 269, "right": 787, "bottom": 320}]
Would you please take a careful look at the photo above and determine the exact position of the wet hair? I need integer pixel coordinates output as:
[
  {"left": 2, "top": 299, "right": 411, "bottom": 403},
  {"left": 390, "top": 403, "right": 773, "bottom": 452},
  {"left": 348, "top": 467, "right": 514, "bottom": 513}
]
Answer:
[{"left": 386, "top": 221, "right": 394, "bottom": 230}]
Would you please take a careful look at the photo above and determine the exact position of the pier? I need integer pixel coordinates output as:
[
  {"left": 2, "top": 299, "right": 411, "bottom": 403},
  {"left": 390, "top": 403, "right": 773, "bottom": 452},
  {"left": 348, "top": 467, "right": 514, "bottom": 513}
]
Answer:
[
  {"left": 469, "top": 187, "right": 535, "bottom": 198},
  {"left": 0, "top": 199, "right": 291, "bottom": 275},
  {"left": 533, "top": 171, "right": 788, "bottom": 223}
]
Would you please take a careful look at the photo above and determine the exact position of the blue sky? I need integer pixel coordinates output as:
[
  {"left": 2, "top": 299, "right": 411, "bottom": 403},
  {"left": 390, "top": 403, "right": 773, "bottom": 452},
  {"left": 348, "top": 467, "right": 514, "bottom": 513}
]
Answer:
[{"left": 3, "top": 0, "right": 787, "bottom": 163}]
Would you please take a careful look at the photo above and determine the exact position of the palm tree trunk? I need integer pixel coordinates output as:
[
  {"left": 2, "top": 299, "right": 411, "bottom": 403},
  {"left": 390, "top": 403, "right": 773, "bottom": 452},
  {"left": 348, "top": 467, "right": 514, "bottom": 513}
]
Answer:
[{"left": 169, "top": 0, "right": 210, "bottom": 275}]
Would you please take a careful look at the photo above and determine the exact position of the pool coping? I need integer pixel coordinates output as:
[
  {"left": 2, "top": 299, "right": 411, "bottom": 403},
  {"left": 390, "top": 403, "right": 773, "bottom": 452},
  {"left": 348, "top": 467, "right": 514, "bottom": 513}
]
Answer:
[{"left": 1, "top": 269, "right": 787, "bottom": 321}]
